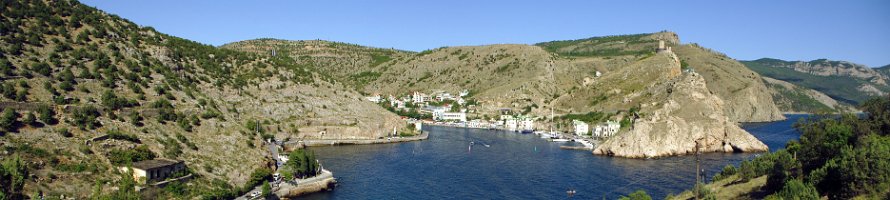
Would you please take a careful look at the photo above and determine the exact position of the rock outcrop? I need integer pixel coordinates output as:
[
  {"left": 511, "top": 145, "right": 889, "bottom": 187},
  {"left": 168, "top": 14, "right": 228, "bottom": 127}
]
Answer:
[
  {"left": 593, "top": 72, "right": 769, "bottom": 158},
  {"left": 673, "top": 45, "right": 785, "bottom": 122}
]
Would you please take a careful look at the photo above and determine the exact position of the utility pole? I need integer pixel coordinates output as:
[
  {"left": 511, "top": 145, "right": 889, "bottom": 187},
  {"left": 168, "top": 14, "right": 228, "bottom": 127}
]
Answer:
[{"left": 695, "top": 140, "right": 701, "bottom": 200}]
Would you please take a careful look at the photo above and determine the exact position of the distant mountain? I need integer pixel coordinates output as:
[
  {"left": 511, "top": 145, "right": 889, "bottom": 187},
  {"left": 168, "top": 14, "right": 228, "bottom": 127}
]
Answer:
[
  {"left": 878, "top": 64, "right": 890, "bottom": 78},
  {"left": 741, "top": 58, "right": 889, "bottom": 105}
]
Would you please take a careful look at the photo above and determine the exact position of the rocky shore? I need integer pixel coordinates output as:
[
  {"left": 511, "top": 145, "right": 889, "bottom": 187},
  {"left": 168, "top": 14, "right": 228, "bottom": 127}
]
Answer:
[
  {"left": 275, "top": 169, "right": 337, "bottom": 199},
  {"left": 300, "top": 131, "right": 428, "bottom": 147},
  {"left": 593, "top": 72, "right": 769, "bottom": 158}
]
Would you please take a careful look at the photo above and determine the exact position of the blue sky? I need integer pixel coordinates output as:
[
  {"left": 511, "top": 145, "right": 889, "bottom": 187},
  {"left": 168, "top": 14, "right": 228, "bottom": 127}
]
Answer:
[{"left": 81, "top": 0, "right": 890, "bottom": 67}]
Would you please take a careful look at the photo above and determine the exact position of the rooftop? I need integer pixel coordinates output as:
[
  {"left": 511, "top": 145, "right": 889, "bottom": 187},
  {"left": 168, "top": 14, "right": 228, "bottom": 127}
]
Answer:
[{"left": 130, "top": 158, "right": 182, "bottom": 170}]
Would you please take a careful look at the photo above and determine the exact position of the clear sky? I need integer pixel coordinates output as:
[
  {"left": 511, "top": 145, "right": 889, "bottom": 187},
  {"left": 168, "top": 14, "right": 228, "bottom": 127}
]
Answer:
[{"left": 81, "top": 0, "right": 890, "bottom": 67}]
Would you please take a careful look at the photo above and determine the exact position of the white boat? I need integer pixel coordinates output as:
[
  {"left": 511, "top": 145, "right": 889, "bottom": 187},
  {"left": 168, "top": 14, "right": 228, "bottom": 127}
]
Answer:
[{"left": 551, "top": 138, "right": 570, "bottom": 142}]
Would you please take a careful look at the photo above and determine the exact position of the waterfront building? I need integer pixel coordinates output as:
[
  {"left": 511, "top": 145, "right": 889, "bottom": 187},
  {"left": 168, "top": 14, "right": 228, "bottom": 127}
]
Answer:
[
  {"left": 436, "top": 112, "right": 467, "bottom": 122},
  {"left": 573, "top": 120, "right": 589, "bottom": 136}
]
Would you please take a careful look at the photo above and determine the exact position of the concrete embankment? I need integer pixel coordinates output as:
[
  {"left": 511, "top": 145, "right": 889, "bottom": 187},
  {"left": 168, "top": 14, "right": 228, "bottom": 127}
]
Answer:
[
  {"left": 275, "top": 169, "right": 336, "bottom": 199},
  {"left": 301, "top": 131, "right": 428, "bottom": 147}
]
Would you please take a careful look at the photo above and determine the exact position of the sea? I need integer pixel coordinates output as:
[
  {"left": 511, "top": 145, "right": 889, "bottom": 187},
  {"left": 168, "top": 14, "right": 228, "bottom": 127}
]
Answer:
[{"left": 301, "top": 114, "right": 809, "bottom": 199}]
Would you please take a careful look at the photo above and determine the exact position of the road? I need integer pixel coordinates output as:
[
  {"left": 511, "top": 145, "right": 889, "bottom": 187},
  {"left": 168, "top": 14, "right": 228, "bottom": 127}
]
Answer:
[{"left": 236, "top": 140, "right": 284, "bottom": 200}]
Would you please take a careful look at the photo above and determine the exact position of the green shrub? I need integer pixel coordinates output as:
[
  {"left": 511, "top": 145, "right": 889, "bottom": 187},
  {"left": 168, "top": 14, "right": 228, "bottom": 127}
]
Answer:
[
  {"left": 107, "top": 145, "right": 155, "bottom": 165},
  {"left": 618, "top": 190, "right": 651, "bottom": 200}
]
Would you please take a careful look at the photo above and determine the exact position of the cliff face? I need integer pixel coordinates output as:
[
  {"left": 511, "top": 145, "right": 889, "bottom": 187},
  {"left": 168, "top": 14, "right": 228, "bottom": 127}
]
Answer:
[
  {"left": 673, "top": 45, "right": 785, "bottom": 122},
  {"left": 593, "top": 72, "right": 768, "bottom": 158}
]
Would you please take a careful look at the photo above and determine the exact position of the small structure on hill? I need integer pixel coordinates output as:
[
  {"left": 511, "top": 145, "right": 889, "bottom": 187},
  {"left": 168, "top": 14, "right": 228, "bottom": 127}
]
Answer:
[
  {"left": 120, "top": 159, "right": 187, "bottom": 184},
  {"left": 656, "top": 40, "right": 672, "bottom": 53}
]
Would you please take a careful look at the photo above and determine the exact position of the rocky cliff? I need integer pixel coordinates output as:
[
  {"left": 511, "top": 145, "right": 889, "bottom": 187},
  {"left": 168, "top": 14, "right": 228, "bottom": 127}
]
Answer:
[
  {"left": 593, "top": 72, "right": 769, "bottom": 158},
  {"left": 673, "top": 45, "right": 785, "bottom": 122}
]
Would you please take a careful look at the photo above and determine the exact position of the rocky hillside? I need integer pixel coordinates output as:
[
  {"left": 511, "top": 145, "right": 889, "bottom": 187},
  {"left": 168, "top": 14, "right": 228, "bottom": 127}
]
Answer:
[
  {"left": 673, "top": 45, "right": 784, "bottom": 122},
  {"left": 741, "top": 58, "right": 890, "bottom": 105},
  {"left": 878, "top": 64, "right": 890, "bottom": 78},
  {"left": 227, "top": 32, "right": 779, "bottom": 158},
  {"left": 761, "top": 77, "right": 857, "bottom": 113},
  {"left": 593, "top": 71, "right": 768, "bottom": 158},
  {"left": 221, "top": 39, "right": 412, "bottom": 89},
  {"left": 0, "top": 0, "right": 400, "bottom": 198}
]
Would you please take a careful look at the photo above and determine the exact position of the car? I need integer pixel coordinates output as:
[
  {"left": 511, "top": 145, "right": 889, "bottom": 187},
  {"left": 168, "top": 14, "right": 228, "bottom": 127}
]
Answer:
[
  {"left": 249, "top": 191, "right": 260, "bottom": 197},
  {"left": 273, "top": 173, "right": 280, "bottom": 181}
]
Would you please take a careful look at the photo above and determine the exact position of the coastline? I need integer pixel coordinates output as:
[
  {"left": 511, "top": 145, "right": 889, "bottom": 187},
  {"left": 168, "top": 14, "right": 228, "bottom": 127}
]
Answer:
[
  {"left": 301, "top": 131, "right": 429, "bottom": 147},
  {"left": 275, "top": 169, "right": 337, "bottom": 199}
]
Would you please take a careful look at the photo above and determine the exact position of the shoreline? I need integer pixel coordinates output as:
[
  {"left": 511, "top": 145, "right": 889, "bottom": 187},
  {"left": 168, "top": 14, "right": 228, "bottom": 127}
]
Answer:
[
  {"left": 275, "top": 169, "right": 337, "bottom": 199},
  {"left": 301, "top": 131, "right": 429, "bottom": 147}
]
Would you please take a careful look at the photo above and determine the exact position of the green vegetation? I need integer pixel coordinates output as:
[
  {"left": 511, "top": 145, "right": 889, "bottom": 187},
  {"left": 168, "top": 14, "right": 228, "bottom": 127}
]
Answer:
[
  {"left": 742, "top": 58, "right": 889, "bottom": 105},
  {"left": 764, "top": 81, "right": 835, "bottom": 113},
  {"left": 71, "top": 105, "right": 101, "bottom": 130},
  {"left": 560, "top": 111, "right": 608, "bottom": 123},
  {"left": 619, "top": 190, "right": 652, "bottom": 200},
  {"left": 282, "top": 149, "right": 320, "bottom": 179},
  {"left": 107, "top": 145, "right": 156, "bottom": 165},
  {"left": 536, "top": 33, "right": 657, "bottom": 57},
  {"left": 107, "top": 129, "right": 140, "bottom": 143},
  {"left": 0, "top": 108, "right": 18, "bottom": 133},
  {"left": 0, "top": 155, "right": 28, "bottom": 199}
]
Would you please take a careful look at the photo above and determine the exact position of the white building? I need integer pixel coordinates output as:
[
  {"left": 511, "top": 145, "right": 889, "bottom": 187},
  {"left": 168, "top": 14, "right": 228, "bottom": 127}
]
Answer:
[
  {"left": 504, "top": 118, "right": 518, "bottom": 131},
  {"left": 366, "top": 94, "right": 382, "bottom": 103},
  {"left": 412, "top": 92, "right": 431, "bottom": 104},
  {"left": 436, "top": 93, "right": 455, "bottom": 102},
  {"left": 595, "top": 71, "right": 602, "bottom": 77},
  {"left": 437, "top": 112, "right": 467, "bottom": 122},
  {"left": 573, "top": 120, "right": 589, "bottom": 136},
  {"left": 593, "top": 120, "right": 621, "bottom": 138},
  {"left": 456, "top": 98, "right": 466, "bottom": 105},
  {"left": 519, "top": 117, "right": 535, "bottom": 131},
  {"left": 459, "top": 89, "right": 469, "bottom": 97}
]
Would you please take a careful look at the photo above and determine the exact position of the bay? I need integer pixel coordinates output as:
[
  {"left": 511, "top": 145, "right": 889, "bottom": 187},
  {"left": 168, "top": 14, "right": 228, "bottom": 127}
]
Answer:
[{"left": 302, "top": 114, "right": 808, "bottom": 199}]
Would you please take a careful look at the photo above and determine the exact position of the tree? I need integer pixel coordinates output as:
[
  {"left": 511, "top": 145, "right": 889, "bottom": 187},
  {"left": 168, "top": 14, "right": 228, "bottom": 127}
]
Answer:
[
  {"left": 0, "top": 155, "right": 28, "bottom": 199},
  {"left": 767, "top": 179, "right": 820, "bottom": 200},
  {"left": 31, "top": 62, "right": 51, "bottom": 76},
  {"left": 618, "top": 190, "right": 652, "bottom": 200},
  {"left": 766, "top": 150, "right": 801, "bottom": 192},
  {"left": 72, "top": 105, "right": 101, "bottom": 130},
  {"left": 0, "top": 108, "right": 18, "bottom": 133},
  {"left": 261, "top": 181, "right": 271, "bottom": 197},
  {"left": 37, "top": 104, "right": 57, "bottom": 125},
  {"left": 22, "top": 112, "right": 36, "bottom": 126}
]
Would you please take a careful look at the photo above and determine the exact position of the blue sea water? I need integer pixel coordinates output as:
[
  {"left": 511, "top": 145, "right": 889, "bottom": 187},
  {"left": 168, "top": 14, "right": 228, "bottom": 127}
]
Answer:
[{"left": 302, "top": 114, "right": 809, "bottom": 199}]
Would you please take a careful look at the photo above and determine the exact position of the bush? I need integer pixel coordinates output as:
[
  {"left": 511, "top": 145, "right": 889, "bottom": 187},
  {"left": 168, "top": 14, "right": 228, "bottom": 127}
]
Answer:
[
  {"left": 0, "top": 155, "right": 28, "bottom": 199},
  {"left": 766, "top": 150, "right": 801, "bottom": 192},
  {"left": 712, "top": 164, "right": 738, "bottom": 181},
  {"left": 71, "top": 105, "right": 101, "bottom": 130},
  {"left": 37, "top": 104, "right": 57, "bottom": 125},
  {"left": 107, "top": 145, "right": 155, "bottom": 165},
  {"left": 57, "top": 128, "right": 72, "bottom": 137},
  {"left": 107, "top": 129, "right": 140, "bottom": 143},
  {"left": 21, "top": 112, "right": 36, "bottom": 126},
  {"left": 0, "top": 108, "right": 19, "bottom": 133},
  {"left": 618, "top": 190, "right": 652, "bottom": 200},
  {"left": 767, "top": 179, "right": 820, "bottom": 200}
]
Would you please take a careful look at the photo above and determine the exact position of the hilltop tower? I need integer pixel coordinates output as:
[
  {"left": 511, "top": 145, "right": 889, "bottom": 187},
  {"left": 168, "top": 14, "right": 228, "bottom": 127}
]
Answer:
[{"left": 656, "top": 40, "right": 672, "bottom": 53}]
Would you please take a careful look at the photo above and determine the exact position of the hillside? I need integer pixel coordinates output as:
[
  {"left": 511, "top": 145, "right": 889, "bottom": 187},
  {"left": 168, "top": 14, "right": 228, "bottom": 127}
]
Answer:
[
  {"left": 878, "top": 64, "right": 890, "bottom": 78},
  {"left": 228, "top": 32, "right": 781, "bottom": 158},
  {"left": 761, "top": 77, "right": 857, "bottom": 113},
  {"left": 741, "top": 58, "right": 890, "bottom": 105},
  {"left": 221, "top": 39, "right": 412, "bottom": 89},
  {"left": 0, "top": 0, "right": 401, "bottom": 198}
]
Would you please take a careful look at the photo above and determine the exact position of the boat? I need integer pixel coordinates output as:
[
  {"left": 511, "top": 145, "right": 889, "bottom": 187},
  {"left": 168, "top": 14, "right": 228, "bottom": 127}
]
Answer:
[
  {"left": 566, "top": 189, "right": 576, "bottom": 197},
  {"left": 484, "top": 144, "right": 490, "bottom": 148},
  {"left": 551, "top": 138, "right": 570, "bottom": 142},
  {"left": 520, "top": 129, "right": 534, "bottom": 134}
]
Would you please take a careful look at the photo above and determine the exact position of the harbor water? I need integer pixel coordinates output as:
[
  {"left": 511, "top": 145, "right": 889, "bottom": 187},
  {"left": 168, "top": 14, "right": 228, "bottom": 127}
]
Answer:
[{"left": 302, "top": 114, "right": 809, "bottom": 199}]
